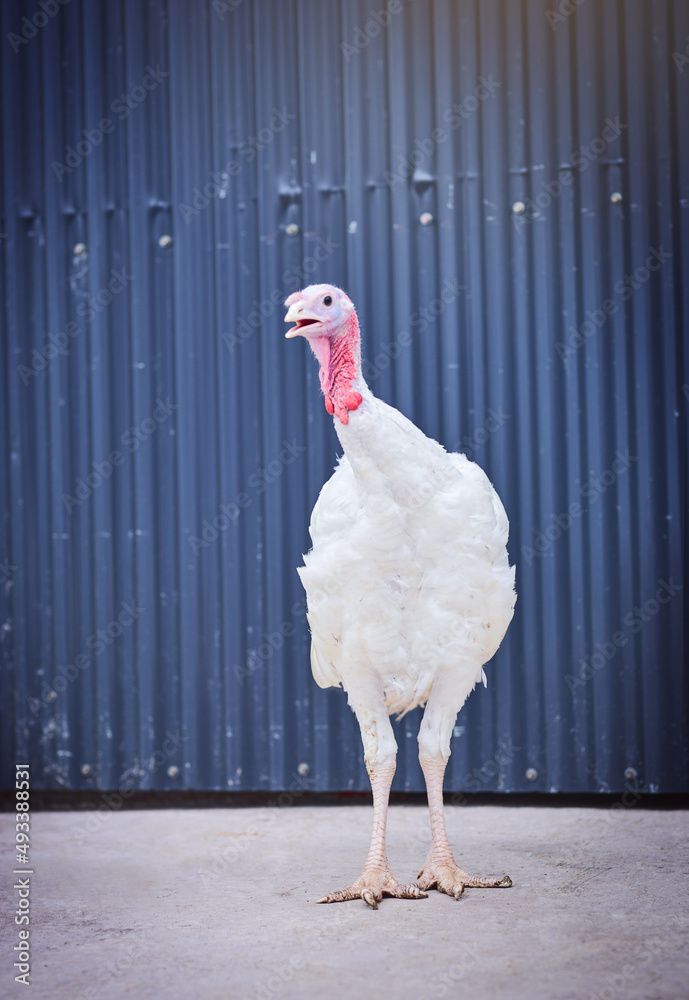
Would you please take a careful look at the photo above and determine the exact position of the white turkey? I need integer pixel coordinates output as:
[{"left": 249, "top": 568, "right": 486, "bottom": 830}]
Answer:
[{"left": 285, "top": 283, "right": 516, "bottom": 908}]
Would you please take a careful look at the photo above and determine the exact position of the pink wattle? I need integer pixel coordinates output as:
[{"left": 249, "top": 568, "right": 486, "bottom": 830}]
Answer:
[{"left": 311, "top": 310, "right": 363, "bottom": 425}]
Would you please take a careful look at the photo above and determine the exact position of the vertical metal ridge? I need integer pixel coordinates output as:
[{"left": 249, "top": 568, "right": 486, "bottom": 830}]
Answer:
[{"left": 1, "top": 0, "right": 685, "bottom": 794}]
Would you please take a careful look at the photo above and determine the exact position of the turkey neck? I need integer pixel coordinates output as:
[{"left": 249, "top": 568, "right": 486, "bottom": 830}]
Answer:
[
  {"left": 321, "top": 315, "right": 437, "bottom": 499},
  {"left": 310, "top": 310, "right": 363, "bottom": 415}
]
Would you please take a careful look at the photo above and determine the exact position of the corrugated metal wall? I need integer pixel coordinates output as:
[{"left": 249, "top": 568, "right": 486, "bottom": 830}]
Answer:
[{"left": 1, "top": 0, "right": 686, "bottom": 794}]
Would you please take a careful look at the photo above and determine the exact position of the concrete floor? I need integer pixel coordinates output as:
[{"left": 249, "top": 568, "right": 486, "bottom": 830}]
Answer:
[{"left": 1, "top": 804, "right": 687, "bottom": 1000}]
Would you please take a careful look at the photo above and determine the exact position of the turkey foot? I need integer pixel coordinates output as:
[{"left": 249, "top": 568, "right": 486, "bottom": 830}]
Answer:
[
  {"left": 416, "top": 853, "right": 512, "bottom": 900},
  {"left": 317, "top": 863, "right": 428, "bottom": 909}
]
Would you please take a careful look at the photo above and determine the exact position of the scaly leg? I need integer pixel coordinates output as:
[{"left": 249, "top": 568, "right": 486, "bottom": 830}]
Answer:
[
  {"left": 317, "top": 685, "right": 427, "bottom": 908},
  {"left": 416, "top": 752, "right": 511, "bottom": 899},
  {"left": 415, "top": 675, "right": 511, "bottom": 900},
  {"left": 317, "top": 758, "right": 426, "bottom": 908}
]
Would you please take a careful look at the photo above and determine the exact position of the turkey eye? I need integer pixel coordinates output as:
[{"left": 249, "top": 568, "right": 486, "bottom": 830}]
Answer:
[{"left": 323, "top": 295, "right": 333, "bottom": 306}]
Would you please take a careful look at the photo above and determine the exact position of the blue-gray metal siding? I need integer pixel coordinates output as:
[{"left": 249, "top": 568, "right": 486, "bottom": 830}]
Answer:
[{"left": 0, "top": 0, "right": 686, "bottom": 793}]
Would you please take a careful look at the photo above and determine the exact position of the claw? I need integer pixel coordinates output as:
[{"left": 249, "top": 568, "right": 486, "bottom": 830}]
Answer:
[
  {"left": 316, "top": 889, "right": 352, "bottom": 903},
  {"left": 417, "top": 857, "right": 513, "bottom": 898},
  {"left": 316, "top": 867, "right": 429, "bottom": 907},
  {"left": 396, "top": 883, "right": 429, "bottom": 900}
]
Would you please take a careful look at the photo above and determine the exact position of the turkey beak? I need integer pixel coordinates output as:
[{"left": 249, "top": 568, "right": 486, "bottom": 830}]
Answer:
[{"left": 284, "top": 304, "right": 322, "bottom": 338}]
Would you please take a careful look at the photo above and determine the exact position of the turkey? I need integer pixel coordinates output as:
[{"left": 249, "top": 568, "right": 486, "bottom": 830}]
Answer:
[{"left": 285, "top": 283, "right": 516, "bottom": 908}]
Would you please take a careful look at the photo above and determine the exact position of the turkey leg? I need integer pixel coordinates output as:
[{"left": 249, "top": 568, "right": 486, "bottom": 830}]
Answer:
[
  {"left": 416, "top": 751, "right": 512, "bottom": 899},
  {"left": 317, "top": 759, "right": 427, "bottom": 908}
]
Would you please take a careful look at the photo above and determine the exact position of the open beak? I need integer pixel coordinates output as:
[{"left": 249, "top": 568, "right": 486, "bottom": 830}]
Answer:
[{"left": 284, "top": 304, "right": 323, "bottom": 338}]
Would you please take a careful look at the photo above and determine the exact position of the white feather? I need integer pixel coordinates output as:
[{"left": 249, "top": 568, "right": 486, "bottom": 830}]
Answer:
[{"left": 299, "top": 386, "right": 516, "bottom": 721}]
